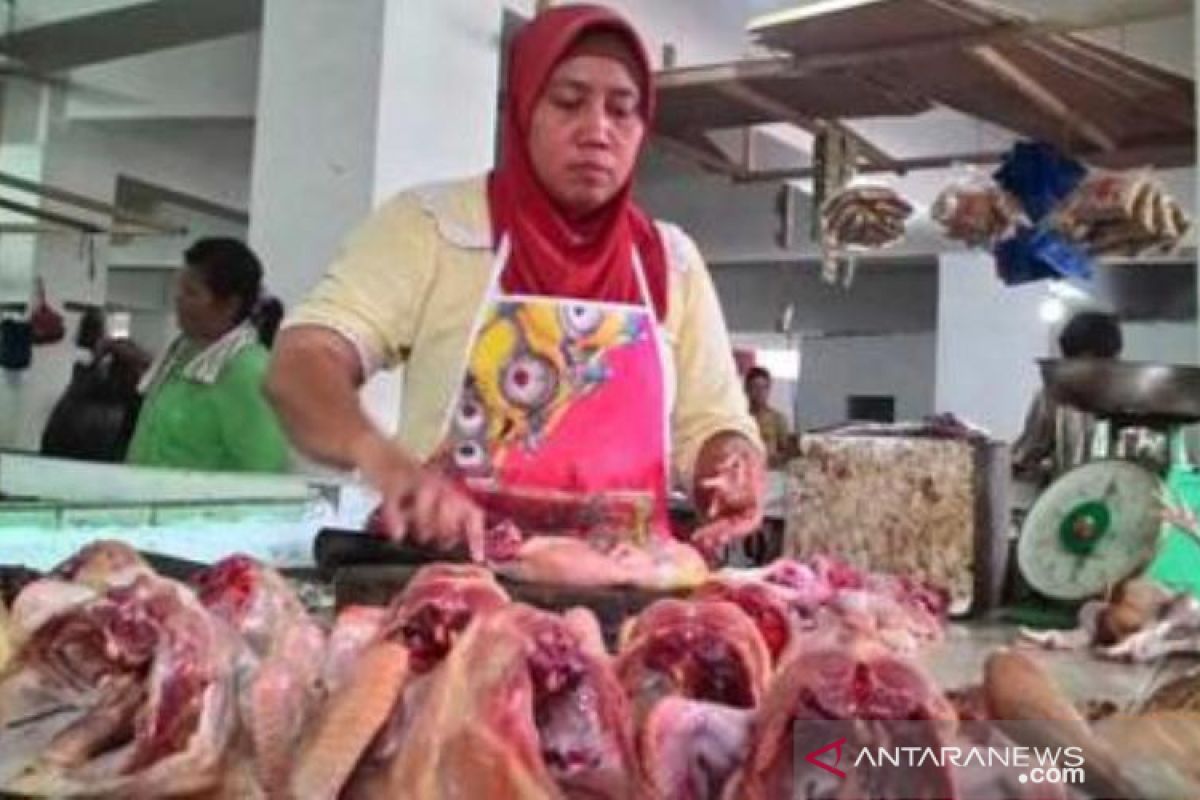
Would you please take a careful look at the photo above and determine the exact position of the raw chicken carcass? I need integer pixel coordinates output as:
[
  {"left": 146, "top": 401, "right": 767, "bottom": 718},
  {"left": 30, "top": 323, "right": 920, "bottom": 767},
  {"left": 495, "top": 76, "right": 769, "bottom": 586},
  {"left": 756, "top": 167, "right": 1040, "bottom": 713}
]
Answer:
[
  {"left": 494, "top": 535, "right": 709, "bottom": 591},
  {"left": 294, "top": 565, "right": 509, "bottom": 799},
  {"left": 369, "top": 482, "right": 710, "bottom": 590},
  {"left": 192, "top": 556, "right": 328, "bottom": 797},
  {"left": 692, "top": 579, "right": 795, "bottom": 664},
  {"left": 729, "top": 638, "right": 958, "bottom": 799},
  {"left": 292, "top": 641, "right": 410, "bottom": 800},
  {"left": 0, "top": 599, "right": 9, "bottom": 672},
  {"left": 322, "top": 605, "right": 389, "bottom": 693},
  {"left": 458, "top": 482, "right": 710, "bottom": 590},
  {"left": 983, "top": 649, "right": 1136, "bottom": 798},
  {"left": 51, "top": 539, "right": 151, "bottom": 590},
  {"left": 363, "top": 603, "right": 637, "bottom": 799},
  {"left": 639, "top": 696, "right": 753, "bottom": 800},
  {"left": 616, "top": 599, "right": 771, "bottom": 800},
  {"left": 378, "top": 563, "right": 511, "bottom": 674},
  {"left": 1019, "top": 578, "right": 1200, "bottom": 661},
  {"left": 0, "top": 573, "right": 238, "bottom": 797},
  {"left": 712, "top": 557, "right": 948, "bottom": 655},
  {"left": 616, "top": 599, "right": 772, "bottom": 719}
]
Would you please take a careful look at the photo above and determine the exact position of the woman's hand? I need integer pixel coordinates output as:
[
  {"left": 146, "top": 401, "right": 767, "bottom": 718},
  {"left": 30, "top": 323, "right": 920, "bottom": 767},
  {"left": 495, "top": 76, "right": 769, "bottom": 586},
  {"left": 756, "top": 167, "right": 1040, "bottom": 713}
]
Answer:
[
  {"left": 353, "top": 434, "right": 486, "bottom": 561},
  {"left": 691, "top": 432, "right": 766, "bottom": 559}
]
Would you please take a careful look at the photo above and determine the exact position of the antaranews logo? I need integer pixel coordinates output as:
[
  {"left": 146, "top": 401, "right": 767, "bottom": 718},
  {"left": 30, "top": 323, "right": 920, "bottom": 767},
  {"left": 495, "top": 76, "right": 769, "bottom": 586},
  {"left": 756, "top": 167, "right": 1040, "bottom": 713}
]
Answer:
[
  {"left": 804, "top": 737, "right": 847, "bottom": 779},
  {"left": 794, "top": 721, "right": 1090, "bottom": 800}
]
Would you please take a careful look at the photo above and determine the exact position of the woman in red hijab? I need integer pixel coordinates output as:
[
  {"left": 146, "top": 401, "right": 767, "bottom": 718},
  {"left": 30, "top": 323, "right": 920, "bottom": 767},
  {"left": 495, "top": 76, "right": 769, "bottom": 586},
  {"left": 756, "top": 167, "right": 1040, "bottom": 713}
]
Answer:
[{"left": 270, "top": 5, "right": 765, "bottom": 576}]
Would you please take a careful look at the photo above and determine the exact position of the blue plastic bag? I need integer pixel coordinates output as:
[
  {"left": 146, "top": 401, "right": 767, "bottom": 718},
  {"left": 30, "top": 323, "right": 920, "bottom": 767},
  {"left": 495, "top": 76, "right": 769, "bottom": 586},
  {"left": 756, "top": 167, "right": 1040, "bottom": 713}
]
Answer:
[
  {"left": 993, "top": 141, "right": 1087, "bottom": 223},
  {"left": 994, "top": 226, "right": 1093, "bottom": 286}
]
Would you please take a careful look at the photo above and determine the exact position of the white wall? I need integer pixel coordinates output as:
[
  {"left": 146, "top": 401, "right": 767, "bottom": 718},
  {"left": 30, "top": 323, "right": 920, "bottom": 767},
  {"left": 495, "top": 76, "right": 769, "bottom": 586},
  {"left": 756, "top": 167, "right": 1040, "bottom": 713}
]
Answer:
[
  {"left": 1123, "top": 321, "right": 1199, "bottom": 365},
  {"left": 797, "top": 332, "right": 937, "bottom": 430},
  {"left": 248, "top": 0, "right": 384, "bottom": 308},
  {"left": 599, "top": 0, "right": 755, "bottom": 66},
  {"left": 710, "top": 259, "right": 938, "bottom": 333},
  {"left": 936, "top": 252, "right": 1052, "bottom": 441},
  {"left": 66, "top": 33, "right": 260, "bottom": 122},
  {"left": 371, "top": 0, "right": 503, "bottom": 202}
]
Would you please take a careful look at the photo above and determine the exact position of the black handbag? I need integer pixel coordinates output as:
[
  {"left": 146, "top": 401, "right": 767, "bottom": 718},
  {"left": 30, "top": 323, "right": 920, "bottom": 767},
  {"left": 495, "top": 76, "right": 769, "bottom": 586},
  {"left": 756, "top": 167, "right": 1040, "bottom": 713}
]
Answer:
[
  {"left": 40, "top": 356, "right": 143, "bottom": 462},
  {"left": 0, "top": 318, "right": 33, "bottom": 370}
]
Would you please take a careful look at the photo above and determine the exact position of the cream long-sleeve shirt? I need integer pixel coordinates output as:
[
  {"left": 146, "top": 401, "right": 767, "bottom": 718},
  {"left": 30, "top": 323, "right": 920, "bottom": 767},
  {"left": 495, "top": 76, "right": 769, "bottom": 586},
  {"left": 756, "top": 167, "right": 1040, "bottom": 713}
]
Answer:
[{"left": 285, "top": 176, "right": 760, "bottom": 488}]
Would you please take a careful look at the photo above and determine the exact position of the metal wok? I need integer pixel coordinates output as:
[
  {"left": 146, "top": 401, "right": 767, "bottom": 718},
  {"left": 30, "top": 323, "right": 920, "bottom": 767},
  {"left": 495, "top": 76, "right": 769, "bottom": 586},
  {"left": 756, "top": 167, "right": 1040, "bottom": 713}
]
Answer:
[{"left": 1039, "top": 359, "right": 1200, "bottom": 426}]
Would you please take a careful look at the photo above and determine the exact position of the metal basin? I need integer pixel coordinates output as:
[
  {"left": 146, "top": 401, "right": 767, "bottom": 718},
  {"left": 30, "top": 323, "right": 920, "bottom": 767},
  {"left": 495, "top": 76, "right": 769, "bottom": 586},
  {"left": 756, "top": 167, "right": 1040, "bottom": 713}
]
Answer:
[{"left": 1039, "top": 359, "right": 1200, "bottom": 426}]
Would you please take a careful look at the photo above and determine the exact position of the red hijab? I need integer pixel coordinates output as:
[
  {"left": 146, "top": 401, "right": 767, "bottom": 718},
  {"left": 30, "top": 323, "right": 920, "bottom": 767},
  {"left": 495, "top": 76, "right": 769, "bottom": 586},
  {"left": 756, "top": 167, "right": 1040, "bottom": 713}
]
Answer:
[{"left": 488, "top": 5, "right": 668, "bottom": 320}]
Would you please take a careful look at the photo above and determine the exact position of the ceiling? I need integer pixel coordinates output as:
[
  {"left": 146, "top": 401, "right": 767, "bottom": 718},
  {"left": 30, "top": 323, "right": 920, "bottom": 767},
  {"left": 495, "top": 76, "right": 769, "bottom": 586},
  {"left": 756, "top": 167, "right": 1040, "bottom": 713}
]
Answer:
[{"left": 3, "top": 0, "right": 261, "bottom": 69}]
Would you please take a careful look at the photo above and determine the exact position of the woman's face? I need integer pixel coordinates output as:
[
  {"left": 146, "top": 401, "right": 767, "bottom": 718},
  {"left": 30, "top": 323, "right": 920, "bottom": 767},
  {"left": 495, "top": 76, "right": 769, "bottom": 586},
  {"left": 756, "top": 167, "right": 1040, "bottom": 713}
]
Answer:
[
  {"left": 527, "top": 52, "right": 645, "bottom": 217},
  {"left": 175, "top": 266, "right": 238, "bottom": 342}
]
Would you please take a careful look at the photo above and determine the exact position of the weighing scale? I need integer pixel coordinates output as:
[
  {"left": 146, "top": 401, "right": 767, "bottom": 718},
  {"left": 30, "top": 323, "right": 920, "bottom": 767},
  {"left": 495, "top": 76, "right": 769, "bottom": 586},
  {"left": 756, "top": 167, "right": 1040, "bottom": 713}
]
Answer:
[{"left": 1017, "top": 359, "right": 1200, "bottom": 604}]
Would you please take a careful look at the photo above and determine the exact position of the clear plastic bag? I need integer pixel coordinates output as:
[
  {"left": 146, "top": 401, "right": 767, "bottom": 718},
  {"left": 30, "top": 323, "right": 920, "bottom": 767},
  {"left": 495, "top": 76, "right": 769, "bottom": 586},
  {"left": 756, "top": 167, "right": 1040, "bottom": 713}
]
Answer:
[
  {"left": 821, "top": 182, "right": 913, "bottom": 251},
  {"left": 1054, "top": 168, "right": 1191, "bottom": 257},
  {"left": 930, "top": 169, "right": 1023, "bottom": 249}
]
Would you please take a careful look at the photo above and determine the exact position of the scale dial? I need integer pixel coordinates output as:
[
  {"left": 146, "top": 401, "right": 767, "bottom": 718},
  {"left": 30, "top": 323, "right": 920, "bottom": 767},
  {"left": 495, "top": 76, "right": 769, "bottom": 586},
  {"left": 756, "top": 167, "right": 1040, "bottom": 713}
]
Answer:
[{"left": 1018, "top": 460, "right": 1164, "bottom": 601}]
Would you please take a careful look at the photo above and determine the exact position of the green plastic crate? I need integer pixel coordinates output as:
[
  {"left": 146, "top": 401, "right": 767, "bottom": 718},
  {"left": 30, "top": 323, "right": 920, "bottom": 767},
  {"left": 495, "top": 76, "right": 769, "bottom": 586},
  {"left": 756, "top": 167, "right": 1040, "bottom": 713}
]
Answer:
[{"left": 1146, "top": 463, "right": 1200, "bottom": 598}]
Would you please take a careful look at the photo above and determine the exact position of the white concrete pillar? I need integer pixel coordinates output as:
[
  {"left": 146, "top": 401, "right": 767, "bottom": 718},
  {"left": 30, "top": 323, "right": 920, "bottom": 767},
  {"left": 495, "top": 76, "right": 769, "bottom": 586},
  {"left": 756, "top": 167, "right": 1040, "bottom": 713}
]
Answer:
[
  {"left": 250, "top": 0, "right": 503, "bottom": 306},
  {"left": 371, "top": 0, "right": 503, "bottom": 203},
  {"left": 247, "top": 0, "right": 386, "bottom": 310},
  {"left": 249, "top": 0, "right": 504, "bottom": 441},
  {"left": 934, "top": 253, "right": 1051, "bottom": 442}
]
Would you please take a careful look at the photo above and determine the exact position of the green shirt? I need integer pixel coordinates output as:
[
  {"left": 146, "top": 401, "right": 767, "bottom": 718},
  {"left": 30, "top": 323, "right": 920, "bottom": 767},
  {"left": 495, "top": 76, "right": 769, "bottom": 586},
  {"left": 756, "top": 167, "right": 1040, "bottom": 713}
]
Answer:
[{"left": 127, "top": 343, "right": 290, "bottom": 473}]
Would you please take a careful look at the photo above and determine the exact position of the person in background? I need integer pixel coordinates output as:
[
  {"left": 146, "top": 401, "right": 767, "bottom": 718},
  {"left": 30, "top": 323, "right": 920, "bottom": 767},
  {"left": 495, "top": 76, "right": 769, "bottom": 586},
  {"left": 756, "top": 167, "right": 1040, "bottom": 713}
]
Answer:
[
  {"left": 1013, "top": 310, "right": 1123, "bottom": 482},
  {"left": 41, "top": 307, "right": 150, "bottom": 462},
  {"left": 126, "top": 238, "right": 290, "bottom": 473},
  {"left": 745, "top": 366, "right": 791, "bottom": 469}
]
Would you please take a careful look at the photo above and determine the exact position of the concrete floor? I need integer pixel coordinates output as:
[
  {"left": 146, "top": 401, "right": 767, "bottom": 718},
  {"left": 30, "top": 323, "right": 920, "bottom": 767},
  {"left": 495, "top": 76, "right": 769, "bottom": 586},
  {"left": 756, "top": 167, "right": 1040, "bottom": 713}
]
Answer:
[{"left": 921, "top": 622, "right": 1190, "bottom": 712}]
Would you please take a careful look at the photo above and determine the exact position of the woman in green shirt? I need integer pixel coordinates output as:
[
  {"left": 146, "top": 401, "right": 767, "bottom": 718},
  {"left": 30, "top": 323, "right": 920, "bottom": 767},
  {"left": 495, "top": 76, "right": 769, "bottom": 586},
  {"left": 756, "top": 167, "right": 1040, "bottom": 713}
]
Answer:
[{"left": 127, "top": 238, "right": 290, "bottom": 473}]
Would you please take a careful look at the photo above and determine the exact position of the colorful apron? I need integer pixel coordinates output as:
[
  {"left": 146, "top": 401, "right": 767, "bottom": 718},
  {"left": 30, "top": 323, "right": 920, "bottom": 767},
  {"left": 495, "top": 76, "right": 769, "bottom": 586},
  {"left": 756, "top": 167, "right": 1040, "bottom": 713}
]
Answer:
[{"left": 434, "top": 236, "right": 670, "bottom": 544}]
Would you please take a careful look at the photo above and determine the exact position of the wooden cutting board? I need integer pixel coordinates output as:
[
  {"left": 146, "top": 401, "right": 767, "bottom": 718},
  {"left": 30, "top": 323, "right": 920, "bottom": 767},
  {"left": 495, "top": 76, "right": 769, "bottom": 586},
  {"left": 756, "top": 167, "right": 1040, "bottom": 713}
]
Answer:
[{"left": 332, "top": 564, "right": 685, "bottom": 647}]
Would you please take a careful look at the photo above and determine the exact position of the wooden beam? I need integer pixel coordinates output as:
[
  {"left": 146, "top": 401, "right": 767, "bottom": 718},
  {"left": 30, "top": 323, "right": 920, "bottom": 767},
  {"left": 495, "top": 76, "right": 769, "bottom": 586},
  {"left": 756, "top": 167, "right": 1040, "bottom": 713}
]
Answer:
[
  {"left": 970, "top": 44, "right": 1118, "bottom": 152},
  {"left": 924, "top": 0, "right": 1188, "bottom": 98},
  {"left": 656, "top": 58, "right": 794, "bottom": 90},
  {"left": 0, "top": 223, "right": 63, "bottom": 235},
  {"left": 734, "top": 140, "right": 1194, "bottom": 182},
  {"left": 710, "top": 79, "right": 898, "bottom": 170},
  {"left": 755, "top": 0, "right": 1190, "bottom": 74},
  {"left": 0, "top": 222, "right": 162, "bottom": 236},
  {"left": 651, "top": 135, "right": 744, "bottom": 177},
  {"left": 0, "top": 196, "right": 103, "bottom": 233},
  {"left": 1018, "top": 36, "right": 1194, "bottom": 129},
  {"left": 668, "top": 1, "right": 1190, "bottom": 87},
  {"left": 0, "top": 170, "right": 183, "bottom": 234},
  {"left": 741, "top": 128, "right": 756, "bottom": 172},
  {"left": 737, "top": 149, "right": 1008, "bottom": 182}
]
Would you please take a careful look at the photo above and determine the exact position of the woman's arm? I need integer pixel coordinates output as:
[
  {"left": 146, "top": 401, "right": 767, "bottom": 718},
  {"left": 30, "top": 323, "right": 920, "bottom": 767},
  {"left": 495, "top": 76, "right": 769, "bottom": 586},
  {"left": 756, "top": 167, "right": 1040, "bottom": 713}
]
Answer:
[
  {"left": 265, "top": 192, "right": 485, "bottom": 555},
  {"left": 667, "top": 234, "right": 763, "bottom": 484},
  {"left": 666, "top": 229, "right": 766, "bottom": 554},
  {"left": 266, "top": 327, "right": 376, "bottom": 470}
]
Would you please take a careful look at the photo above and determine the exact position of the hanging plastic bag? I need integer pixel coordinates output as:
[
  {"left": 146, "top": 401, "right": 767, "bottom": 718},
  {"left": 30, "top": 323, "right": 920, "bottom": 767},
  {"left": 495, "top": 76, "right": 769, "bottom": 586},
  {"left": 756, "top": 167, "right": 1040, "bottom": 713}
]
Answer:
[
  {"left": 1054, "top": 168, "right": 1191, "bottom": 257},
  {"left": 931, "top": 167, "right": 1024, "bottom": 249},
  {"left": 994, "top": 226, "right": 1093, "bottom": 286},
  {"left": 992, "top": 140, "right": 1087, "bottom": 223},
  {"left": 819, "top": 174, "right": 914, "bottom": 288},
  {"left": 821, "top": 183, "right": 913, "bottom": 251},
  {"left": 30, "top": 277, "right": 65, "bottom": 345}
]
